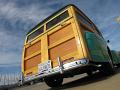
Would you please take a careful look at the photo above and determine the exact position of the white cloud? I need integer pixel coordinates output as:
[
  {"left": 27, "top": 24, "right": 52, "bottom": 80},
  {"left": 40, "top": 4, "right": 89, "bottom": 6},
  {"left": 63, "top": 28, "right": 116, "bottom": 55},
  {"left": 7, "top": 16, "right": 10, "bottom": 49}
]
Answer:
[
  {"left": 0, "top": 51, "right": 21, "bottom": 65},
  {"left": 0, "top": 29, "right": 21, "bottom": 50},
  {"left": 0, "top": 29, "right": 21, "bottom": 65},
  {"left": 0, "top": 1, "right": 55, "bottom": 23},
  {"left": 0, "top": 1, "right": 55, "bottom": 67}
]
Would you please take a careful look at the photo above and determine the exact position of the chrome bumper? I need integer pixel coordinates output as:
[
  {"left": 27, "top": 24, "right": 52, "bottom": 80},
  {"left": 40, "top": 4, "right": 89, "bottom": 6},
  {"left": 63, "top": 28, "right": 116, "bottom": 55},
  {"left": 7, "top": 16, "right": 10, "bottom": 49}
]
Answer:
[{"left": 24, "top": 59, "right": 89, "bottom": 82}]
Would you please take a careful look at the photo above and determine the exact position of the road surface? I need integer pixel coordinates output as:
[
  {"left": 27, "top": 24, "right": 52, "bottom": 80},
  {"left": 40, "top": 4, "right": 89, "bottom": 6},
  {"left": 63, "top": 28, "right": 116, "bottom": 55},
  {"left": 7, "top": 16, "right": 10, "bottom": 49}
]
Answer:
[{"left": 12, "top": 68, "right": 120, "bottom": 90}]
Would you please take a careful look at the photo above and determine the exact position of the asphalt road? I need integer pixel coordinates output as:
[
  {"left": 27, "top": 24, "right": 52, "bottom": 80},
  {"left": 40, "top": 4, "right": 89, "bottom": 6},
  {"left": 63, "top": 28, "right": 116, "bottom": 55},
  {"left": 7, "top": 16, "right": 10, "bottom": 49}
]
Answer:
[{"left": 12, "top": 68, "right": 120, "bottom": 90}]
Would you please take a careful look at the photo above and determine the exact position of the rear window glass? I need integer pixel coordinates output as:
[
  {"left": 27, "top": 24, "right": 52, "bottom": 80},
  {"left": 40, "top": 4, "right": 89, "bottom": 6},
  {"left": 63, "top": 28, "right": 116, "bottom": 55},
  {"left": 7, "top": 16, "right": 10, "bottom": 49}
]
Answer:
[
  {"left": 46, "top": 11, "right": 69, "bottom": 30},
  {"left": 27, "top": 26, "right": 44, "bottom": 42}
]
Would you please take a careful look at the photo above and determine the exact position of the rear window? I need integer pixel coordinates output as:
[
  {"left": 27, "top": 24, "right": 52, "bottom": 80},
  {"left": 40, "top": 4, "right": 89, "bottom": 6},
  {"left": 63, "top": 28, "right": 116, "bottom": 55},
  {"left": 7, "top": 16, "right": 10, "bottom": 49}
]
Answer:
[
  {"left": 76, "top": 12, "right": 94, "bottom": 30},
  {"left": 76, "top": 11, "right": 102, "bottom": 36},
  {"left": 46, "top": 11, "right": 69, "bottom": 30},
  {"left": 27, "top": 26, "right": 44, "bottom": 42}
]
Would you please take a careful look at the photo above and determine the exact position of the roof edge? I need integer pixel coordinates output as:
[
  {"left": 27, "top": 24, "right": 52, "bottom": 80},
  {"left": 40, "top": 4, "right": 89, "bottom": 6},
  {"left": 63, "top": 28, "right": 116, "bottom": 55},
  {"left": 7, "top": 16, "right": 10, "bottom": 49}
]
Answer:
[{"left": 27, "top": 4, "right": 76, "bottom": 34}]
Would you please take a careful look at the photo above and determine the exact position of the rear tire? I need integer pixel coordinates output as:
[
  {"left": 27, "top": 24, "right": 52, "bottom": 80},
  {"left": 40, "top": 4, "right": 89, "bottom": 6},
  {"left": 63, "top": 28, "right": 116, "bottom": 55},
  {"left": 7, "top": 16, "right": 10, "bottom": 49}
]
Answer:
[
  {"left": 44, "top": 76, "right": 63, "bottom": 87},
  {"left": 100, "top": 47, "right": 115, "bottom": 75},
  {"left": 87, "top": 70, "right": 93, "bottom": 76},
  {"left": 100, "top": 62, "right": 115, "bottom": 76}
]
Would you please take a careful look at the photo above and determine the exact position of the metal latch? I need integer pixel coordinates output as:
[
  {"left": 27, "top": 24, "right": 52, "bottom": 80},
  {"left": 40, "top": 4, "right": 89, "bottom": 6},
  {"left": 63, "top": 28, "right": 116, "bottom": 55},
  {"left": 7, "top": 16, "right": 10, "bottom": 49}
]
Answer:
[{"left": 57, "top": 57, "right": 64, "bottom": 74}]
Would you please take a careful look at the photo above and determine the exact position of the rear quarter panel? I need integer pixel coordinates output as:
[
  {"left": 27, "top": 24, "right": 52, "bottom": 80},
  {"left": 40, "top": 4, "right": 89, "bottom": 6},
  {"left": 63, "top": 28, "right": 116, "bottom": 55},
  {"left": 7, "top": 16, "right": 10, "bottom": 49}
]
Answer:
[{"left": 85, "top": 31, "right": 110, "bottom": 62}]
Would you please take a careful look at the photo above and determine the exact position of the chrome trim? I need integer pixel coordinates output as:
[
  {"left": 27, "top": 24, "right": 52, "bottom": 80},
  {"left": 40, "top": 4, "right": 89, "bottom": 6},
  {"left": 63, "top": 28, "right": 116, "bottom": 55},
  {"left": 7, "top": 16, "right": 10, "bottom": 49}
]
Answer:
[
  {"left": 24, "top": 59, "right": 89, "bottom": 82},
  {"left": 57, "top": 57, "right": 64, "bottom": 74}
]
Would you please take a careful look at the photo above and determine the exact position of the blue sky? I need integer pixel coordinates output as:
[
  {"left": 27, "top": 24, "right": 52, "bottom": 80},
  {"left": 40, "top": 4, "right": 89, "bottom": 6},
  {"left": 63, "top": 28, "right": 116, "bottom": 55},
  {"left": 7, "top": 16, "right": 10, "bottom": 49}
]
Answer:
[{"left": 0, "top": 0, "right": 120, "bottom": 74}]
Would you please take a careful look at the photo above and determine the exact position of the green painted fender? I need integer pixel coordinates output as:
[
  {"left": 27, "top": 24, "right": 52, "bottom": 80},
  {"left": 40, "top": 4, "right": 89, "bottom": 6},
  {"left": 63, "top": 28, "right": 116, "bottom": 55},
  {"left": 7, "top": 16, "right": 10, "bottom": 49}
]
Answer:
[{"left": 85, "top": 31, "right": 110, "bottom": 63}]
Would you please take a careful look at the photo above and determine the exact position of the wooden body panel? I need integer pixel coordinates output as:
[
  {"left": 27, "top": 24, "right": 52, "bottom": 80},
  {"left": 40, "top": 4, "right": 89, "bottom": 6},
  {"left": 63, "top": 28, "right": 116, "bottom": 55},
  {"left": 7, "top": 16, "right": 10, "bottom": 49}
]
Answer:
[{"left": 22, "top": 5, "right": 90, "bottom": 76}]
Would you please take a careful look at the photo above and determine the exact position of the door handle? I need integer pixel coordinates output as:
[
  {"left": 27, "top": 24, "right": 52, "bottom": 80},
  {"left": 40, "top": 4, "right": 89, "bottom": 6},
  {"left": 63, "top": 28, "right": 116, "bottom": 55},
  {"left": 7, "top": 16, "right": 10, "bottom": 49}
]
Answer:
[{"left": 60, "top": 22, "right": 67, "bottom": 27}]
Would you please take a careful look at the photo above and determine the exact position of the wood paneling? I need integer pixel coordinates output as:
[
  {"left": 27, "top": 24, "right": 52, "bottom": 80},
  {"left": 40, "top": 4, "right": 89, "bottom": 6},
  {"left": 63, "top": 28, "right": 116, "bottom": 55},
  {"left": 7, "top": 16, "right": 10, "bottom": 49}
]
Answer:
[
  {"left": 48, "top": 24, "right": 73, "bottom": 45},
  {"left": 24, "top": 54, "right": 41, "bottom": 70},
  {"left": 49, "top": 38, "right": 77, "bottom": 67},
  {"left": 25, "top": 41, "right": 41, "bottom": 57}
]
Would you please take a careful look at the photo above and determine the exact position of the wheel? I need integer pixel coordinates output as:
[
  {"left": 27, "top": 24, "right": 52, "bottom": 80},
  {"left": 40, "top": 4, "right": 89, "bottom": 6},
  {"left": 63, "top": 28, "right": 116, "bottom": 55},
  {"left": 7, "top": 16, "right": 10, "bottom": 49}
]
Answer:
[
  {"left": 100, "top": 62, "right": 115, "bottom": 76},
  {"left": 44, "top": 76, "right": 63, "bottom": 87},
  {"left": 100, "top": 47, "right": 115, "bottom": 76},
  {"left": 87, "top": 70, "right": 93, "bottom": 76},
  {"left": 117, "top": 63, "right": 120, "bottom": 67}
]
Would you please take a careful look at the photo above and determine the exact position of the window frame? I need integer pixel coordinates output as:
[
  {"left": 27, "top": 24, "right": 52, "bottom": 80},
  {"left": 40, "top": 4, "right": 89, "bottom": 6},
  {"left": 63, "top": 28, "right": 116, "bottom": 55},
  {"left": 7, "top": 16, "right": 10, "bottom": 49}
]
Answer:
[
  {"left": 27, "top": 26, "right": 44, "bottom": 42},
  {"left": 46, "top": 10, "right": 69, "bottom": 30},
  {"left": 75, "top": 9, "right": 103, "bottom": 36},
  {"left": 75, "top": 10, "right": 95, "bottom": 31},
  {"left": 26, "top": 9, "right": 70, "bottom": 43}
]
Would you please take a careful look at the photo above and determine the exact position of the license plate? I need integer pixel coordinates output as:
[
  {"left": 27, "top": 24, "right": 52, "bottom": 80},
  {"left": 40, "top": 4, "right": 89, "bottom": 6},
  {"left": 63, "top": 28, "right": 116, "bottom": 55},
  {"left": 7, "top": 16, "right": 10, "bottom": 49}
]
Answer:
[{"left": 38, "top": 60, "right": 52, "bottom": 74}]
